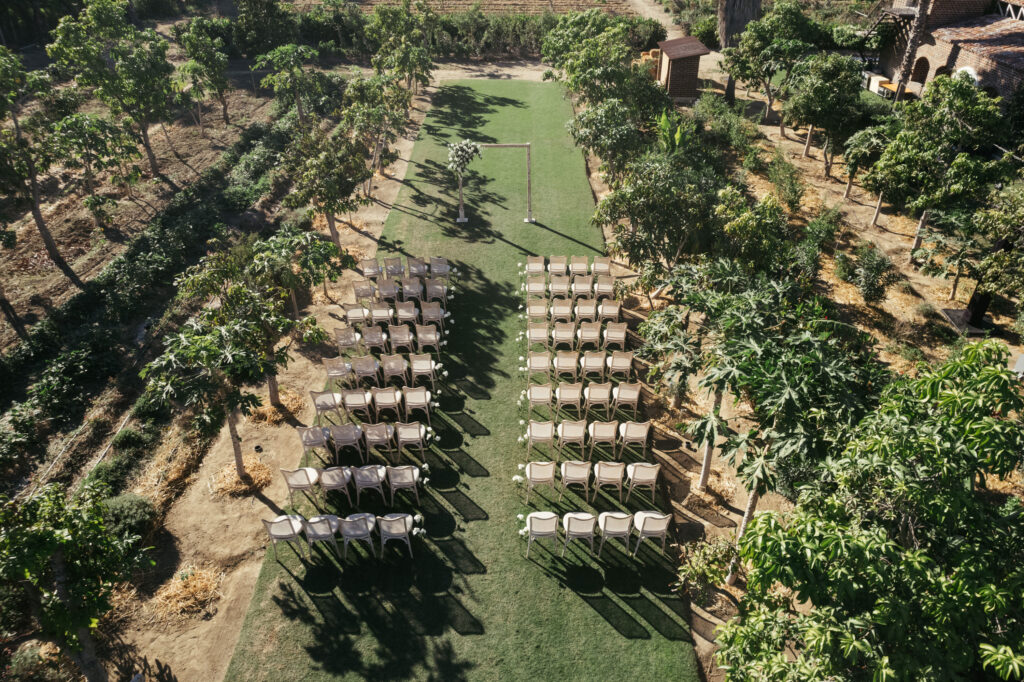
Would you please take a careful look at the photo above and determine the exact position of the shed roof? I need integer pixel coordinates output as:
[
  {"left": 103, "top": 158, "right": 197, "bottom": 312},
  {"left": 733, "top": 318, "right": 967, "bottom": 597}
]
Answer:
[
  {"left": 657, "top": 36, "right": 711, "bottom": 60},
  {"left": 932, "top": 15, "right": 1024, "bottom": 72}
]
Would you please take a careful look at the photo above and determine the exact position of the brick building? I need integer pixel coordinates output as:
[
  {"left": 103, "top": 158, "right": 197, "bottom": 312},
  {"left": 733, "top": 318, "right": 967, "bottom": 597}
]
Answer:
[
  {"left": 878, "top": 0, "right": 1024, "bottom": 100},
  {"left": 656, "top": 36, "right": 710, "bottom": 103}
]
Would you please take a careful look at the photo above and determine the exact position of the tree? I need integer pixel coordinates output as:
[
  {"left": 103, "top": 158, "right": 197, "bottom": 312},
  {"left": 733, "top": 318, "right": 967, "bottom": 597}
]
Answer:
[
  {"left": 249, "top": 223, "right": 351, "bottom": 317},
  {"left": 253, "top": 44, "right": 319, "bottom": 126},
  {"left": 842, "top": 123, "right": 889, "bottom": 200},
  {"left": 48, "top": 0, "right": 177, "bottom": 186},
  {"left": 721, "top": 0, "right": 814, "bottom": 123},
  {"left": 234, "top": 0, "right": 294, "bottom": 57},
  {"left": 341, "top": 71, "right": 411, "bottom": 195},
  {"left": 367, "top": 0, "right": 435, "bottom": 93},
  {"left": 0, "top": 482, "right": 148, "bottom": 682},
  {"left": 717, "top": 340, "right": 1024, "bottom": 680},
  {"left": 784, "top": 53, "right": 865, "bottom": 177},
  {"left": 567, "top": 98, "right": 649, "bottom": 186},
  {"left": 862, "top": 73, "right": 1005, "bottom": 260},
  {"left": 0, "top": 47, "right": 85, "bottom": 288},
  {"left": 52, "top": 113, "right": 140, "bottom": 227},
  {"left": 447, "top": 139, "right": 481, "bottom": 223},
  {"left": 284, "top": 124, "right": 372, "bottom": 250},
  {"left": 717, "top": 0, "right": 762, "bottom": 103},
  {"left": 716, "top": 189, "right": 792, "bottom": 273},
  {"left": 178, "top": 17, "right": 232, "bottom": 126}
]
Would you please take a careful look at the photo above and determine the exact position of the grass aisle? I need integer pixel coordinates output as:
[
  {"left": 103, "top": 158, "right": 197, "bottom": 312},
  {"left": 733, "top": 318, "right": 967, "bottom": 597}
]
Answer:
[{"left": 225, "top": 80, "right": 700, "bottom": 682}]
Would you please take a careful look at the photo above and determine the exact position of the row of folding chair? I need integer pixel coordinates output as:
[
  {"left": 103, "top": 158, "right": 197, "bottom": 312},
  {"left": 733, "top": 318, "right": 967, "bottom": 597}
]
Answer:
[
  {"left": 523, "top": 256, "right": 611, "bottom": 278},
  {"left": 524, "top": 297, "right": 620, "bottom": 324},
  {"left": 351, "top": 277, "right": 451, "bottom": 306},
  {"left": 324, "top": 354, "right": 443, "bottom": 390},
  {"left": 310, "top": 387, "right": 434, "bottom": 426},
  {"left": 518, "top": 460, "right": 659, "bottom": 504},
  {"left": 335, "top": 324, "right": 445, "bottom": 356},
  {"left": 523, "top": 350, "right": 636, "bottom": 382},
  {"left": 282, "top": 463, "right": 426, "bottom": 508},
  {"left": 297, "top": 420, "right": 434, "bottom": 464},
  {"left": 519, "top": 382, "right": 641, "bottom": 418},
  {"left": 522, "top": 510, "right": 670, "bottom": 558},
  {"left": 523, "top": 420, "right": 651, "bottom": 459},
  {"left": 344, "top": 300, "right": 451, "bottom": 329},
  {"left": 360, "top": 256, "right": 452, "bottom": 282},
  {"left": 524, "top": 321, "right": 628, "bottom": 351},
  {"left": 264, "top": 511, "right": 422, "bottom": 560},
  {"left": 525, "top": 275, "right": 615, "bottom": 300}
]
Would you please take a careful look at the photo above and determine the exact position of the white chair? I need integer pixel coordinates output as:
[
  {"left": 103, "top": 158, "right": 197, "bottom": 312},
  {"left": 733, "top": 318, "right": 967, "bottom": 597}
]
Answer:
[
  {"left": 362, "top": 326, "right": 388, "bottom": 354},
  {"left": 281, "top": 467, "right": 320, "bottom": 508},
  {"left": 525, "top": 255, "right": 545, "bottom": 276},
  {"left": 395, "top": 421, "right": 427, "bottom": 458},
  {"left": 304, "top": 515, "right": 341, "bottom": 558},
  {"left": 402, "top": 386, "right": 431, "bottom": 426},
  {"left": 296, "top": 426, "right": 329, "bottom": 458},
  {"left": 381, "top": 353, "right": 409, "bottom": 385},
  {"left": 625, "top": 462, "right": 660, "bottom": 503},
  {"left": 328, "top": 423, "right": 365, "bottom": 463},
  {"left": 576, "top": 321, "right": 601, "bottom": 350},
  {"left": 550, "top": 298, "right": 573, "bottom": 323},
  {"left": 551, "top": 322, "right": 575, "bottom": 350},
  {"left": 572, "top": 275, "right": 593, "bottom": 300},
  {"left": 263, "top": 515, "right": 306, "bottom": 560},
  {"left": 359, "top": 258, "right": 381, "bottom": 281},
  {"left": 369, "top": 301, "right": 393, "bottom": 327},
  {"left": 574, "top": 298, "right": 597, "bottom": 322},
  {"left": 548, "top": 255, "right": 568, "bottom": 276},
  {"left": 556, "top": 419, "right": 586, "bottom": 457},
  {"left": 407, "top": 256, "right": 428, "bottom": 279},
  {"left": 594, "top": 275, "right": 615, "bottom": 299},
  {"left": 580, "top": 351, "right": 606, "bottom": 382},
  {"left": 351, "top": 356, "right": 381, "bottom": 387},
  {"left": 377, "top": 278, "right": 400, "bottom": 304},
  {"left": 323, "top": 357, "right": 353, "bottom": 389},
  {"left": 389, "top": 324, "right": 416, "bottom": 354},
  {"left": 353, "top": 464, "right": 388, "bottom": 505},
  {"left": 549, "top": 275, "right": 570, "bottom": 299},
  {"left": 525, "top": 511, "right": 558, "bottom": 558},
  {"left": 583, "top": 382, "right": 613, "bottom": 417},
  {"left": 632, "top": 511, "right": 671, "bottom": 555},
  {"left": 527, "top": 383, "right": 553, "bottom": 417},
  {"left": 341, "top": 388, "right": 374, "bottom": 422},
  {"left": 420, "top": 300, "right": 445, "bottom": 329},
  {"left": 340, "top": 513, "right": 377, "bottom": 558},
  {"left": 319, "top": 467, "right": 353, "bottom": 506},
  {"left": 527, "top": 323, "right": 549, "bottom": 349},
  {"left": 554, "top": 382, "right": 583, "bottom": 415},
  {"left": 603, "top": 322, "right": 628, "bottom": 351},
  {"left": 352, "top": 279, "right": 376, "bottom": 303},
  {"left": 526, "top": 298, "right": 547, "bottom": 321},
  {"left": 377, "top": 513, "right": 415, "bottom": 557},
  {"left": 558, "top": 460, "right": 591, "bottom": 501},
  {"left": 527, "top": 351, "right": 551, "bottom": 382},
  {"left": 363, "top": 424, "right": 396, "bottom": 463},
  {"left": 613, "top": 382, "right": 641, "bottom": 416},
  {"left": 597, "top": 512, "right": 632, "bottom": 557},
  {"left": 619, "top": 421, "right": 651, "bottom": 458},
  {"left": 592, "top": 256, "right": 611, "bottom": 277},
  {"left": 526, "top": 275, "right": 547, "bottom": 298},
  {"left": 401, "top": 276, "right": 424, "bottom": 303},
  {"left": 415, "top": 324, "right": 442, "bottom": 355},
  {"left": 386, "top": 465, "right": 421, "bottom": 505},
  {"left": 424, "top": 278, "right": 448, "bottom": 304},
  {"left": 395, "top": 300, "right": 418, "bottom": 326},
  {"left": 569, "top": 255, "right": 589, "bottom": 277},
  {"left": 606, "top": 351, "right": 634, "bottom": 380},
  {"left": 372, "top": 387, "right": 403, "bottom": 421},
  {"left": 342, "top": 302, "right": 370, "bottom": 327},
  {"left": 587, "top": 420, "right": 619, "bottom": 460},
  {"left": 384, "top": 256, "right": 405, "bottom": 279},
  {"left": 334, "top": 326, "right": 361, "bottom": 354},
  {"left": 553, "top": 351, "right": 579, "bottom": 381},
  {"left": 524, "top": 461, "right": 556, "bottom": 503},
  {"left": 526, "top": 420, "right": 555, "bottom": 456},
  {"left": 310, "top": 390, "right": 344, "bottom": 425},
  {"left": 561, "top": 512, "right": 596, "bottom": 557},
  {"left": 598, "top": 299, "right": 621, "bottom": 323},
  {"left": 410, "top": 353, "right": 440, "bottom": 390},
  {"left": 429, "top": 256, "right": 451, "bottom": 279},
  {"left": 592, "top": 461, "right": 625, "bottom": 501}
]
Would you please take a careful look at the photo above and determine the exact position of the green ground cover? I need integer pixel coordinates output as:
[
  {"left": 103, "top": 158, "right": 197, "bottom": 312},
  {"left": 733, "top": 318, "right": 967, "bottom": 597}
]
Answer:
[{"left": 225, "top": 79, "right": 700, "bottom": 682}]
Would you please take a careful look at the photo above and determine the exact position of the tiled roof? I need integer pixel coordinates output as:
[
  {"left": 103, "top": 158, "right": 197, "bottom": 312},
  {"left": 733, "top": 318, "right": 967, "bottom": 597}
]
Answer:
[
  {"left": 933, "top": 14, "right": 1024, "bottom": 71},
  {"left": 657, "top": 37, "right": 711, "bottom": 60}
]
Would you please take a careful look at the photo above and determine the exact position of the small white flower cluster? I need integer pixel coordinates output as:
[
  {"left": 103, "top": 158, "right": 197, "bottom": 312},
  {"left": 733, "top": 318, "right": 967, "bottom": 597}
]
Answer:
[
  {"left": 518, "top": 527, "right": 528, "bottom": 537},
  {"left": 517, "top": 463, "right": 526, "bottom": 470},
  {"left": 414, "top": 513, "right": 424, "bottom": 524},
  {"left": 511, "top": 474, "right": 524, "bottom": 484},
  {"left": 412, "top": 527, "right": 427, "bottom": 537},
  {"left": 421, "top": 463, "right": 431, "bottom": 474},
  {"left": 447, "top": 140, "right": 482, "bottom": 178},
  {"left": 517, "top": 513, "right": 525, "bottom": 521}
]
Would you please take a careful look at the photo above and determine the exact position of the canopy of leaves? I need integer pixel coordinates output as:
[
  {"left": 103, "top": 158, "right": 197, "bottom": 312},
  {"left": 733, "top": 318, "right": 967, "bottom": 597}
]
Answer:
[{"left": 284, "top": 123, "right": 372, "bottom": 217}]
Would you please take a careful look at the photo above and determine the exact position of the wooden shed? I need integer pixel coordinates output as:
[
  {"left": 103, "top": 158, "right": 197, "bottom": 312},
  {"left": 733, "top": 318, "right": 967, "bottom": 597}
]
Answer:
[{"left": 657, "top": 36, "right": 711, "bottom": 102}]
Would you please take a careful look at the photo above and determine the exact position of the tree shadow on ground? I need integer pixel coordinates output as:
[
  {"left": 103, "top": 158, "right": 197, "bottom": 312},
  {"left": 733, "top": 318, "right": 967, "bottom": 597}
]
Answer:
[{"left": 421, "top": 84, "right": 526, "bottom": 145}]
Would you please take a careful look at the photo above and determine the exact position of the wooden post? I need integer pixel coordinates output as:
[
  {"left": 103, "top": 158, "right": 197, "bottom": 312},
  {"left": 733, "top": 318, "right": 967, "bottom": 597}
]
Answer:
[
  {"left": 456, "top": 175, "right": 467, "bottom": 223},
  {"left": 479, "top": 143, "right": 535, "bottom": 223},
  {"left": 802, "top": 124, "right": 814, "bottom": 157}
]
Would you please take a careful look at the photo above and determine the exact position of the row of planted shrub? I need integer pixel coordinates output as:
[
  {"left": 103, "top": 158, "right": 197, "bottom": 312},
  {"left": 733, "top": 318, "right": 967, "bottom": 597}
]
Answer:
[{"left": 0, "top": 113, "right": 301, "bottom": 487}]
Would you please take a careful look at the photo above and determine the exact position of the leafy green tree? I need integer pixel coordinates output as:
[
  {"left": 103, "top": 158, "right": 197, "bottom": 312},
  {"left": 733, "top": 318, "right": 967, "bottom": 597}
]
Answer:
[
  {"left": 341, "top": 71, "right": 411, "bottom": 194},
  {"left": 250, "top": 223, "right": 351, "bottom": 318},
  {"left": 0, "top": 47, "right": 85, "bottom": 288},
  {"left": 253, "top": 44, "right": 319, "bottom": 126},
  {"left": 235, "top": 0, "right": 294, "bottom": 57},
  {"left": 284, "top": 124, "right": 372, "bottom": 250},
  {"left": 567, "top": 98, "right": 649, "bottom": 186},
  {"left": 48, "top": 0, "right": 176, "bottom": 186},
  {"left": 717, "top": 340, "right": 1024, "bottom": 681},
  {"left": 784, "top": 53, "right": 865, "bottom": 177},
  {"left": 52, "top": 113, "right": 140, "bottom": 227},
  {"left": 541, "top": 9, "right": 620, "bottom": 70},
  {"left": 367, "top": 0, "right": 435, "bottom": 93},
  {"left": 0, "top": 482, "right": 148, "bottom": 682},
  {"left": 842, "top": 123, "right": 890, "bottom": 199},
  {"left": 716, "top": 189, "right": 792, "bottom": 273},
  {"left": 721, "top": 1, "right": 817, "bottom": 135},
  {"left": 717, "top": 0, "right": 762, "bottom": 103},
  {"left": 178, "top": 17, "right": 232, "bottom": 126}
]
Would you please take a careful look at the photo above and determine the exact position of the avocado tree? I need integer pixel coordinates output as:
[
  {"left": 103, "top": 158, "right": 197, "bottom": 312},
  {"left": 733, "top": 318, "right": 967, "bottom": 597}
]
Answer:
[
  {"left": 177, "top": 17, "right": 232, "bottom": 127},
  {"left": 367, "top": 0, "right": 435, "bottom": 93},
  {"left": 254, "top": 44, "right": 319, "bottom": 126},
  {"left": 48, "top": 0, "right": 177, "bottom": 186},
  {"left": 0, "top": 482, "right": 148, "bottom": 682},
  {"left": 0, "top": 47, "right": 85, "bottom": 289},
  {"left": 250, "top": 223, "right": 351, "bottom": 317},
  {"left": 342, "top": 71, "right": 411, "bottom": 195},
  {"left": 52, "top": 113, "right": 140, "bottom": 227}
]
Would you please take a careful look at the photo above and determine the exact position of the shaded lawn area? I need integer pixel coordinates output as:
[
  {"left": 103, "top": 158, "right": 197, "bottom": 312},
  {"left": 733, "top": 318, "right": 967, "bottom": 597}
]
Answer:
[{"left": 224, "top": 80, "right": 700, "bottom": 682}]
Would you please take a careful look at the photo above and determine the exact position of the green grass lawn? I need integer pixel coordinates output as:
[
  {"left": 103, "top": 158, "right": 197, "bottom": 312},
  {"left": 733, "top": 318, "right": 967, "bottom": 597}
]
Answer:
[{"left": 224, "top": 79, "right": 701, "bottom": 682}]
